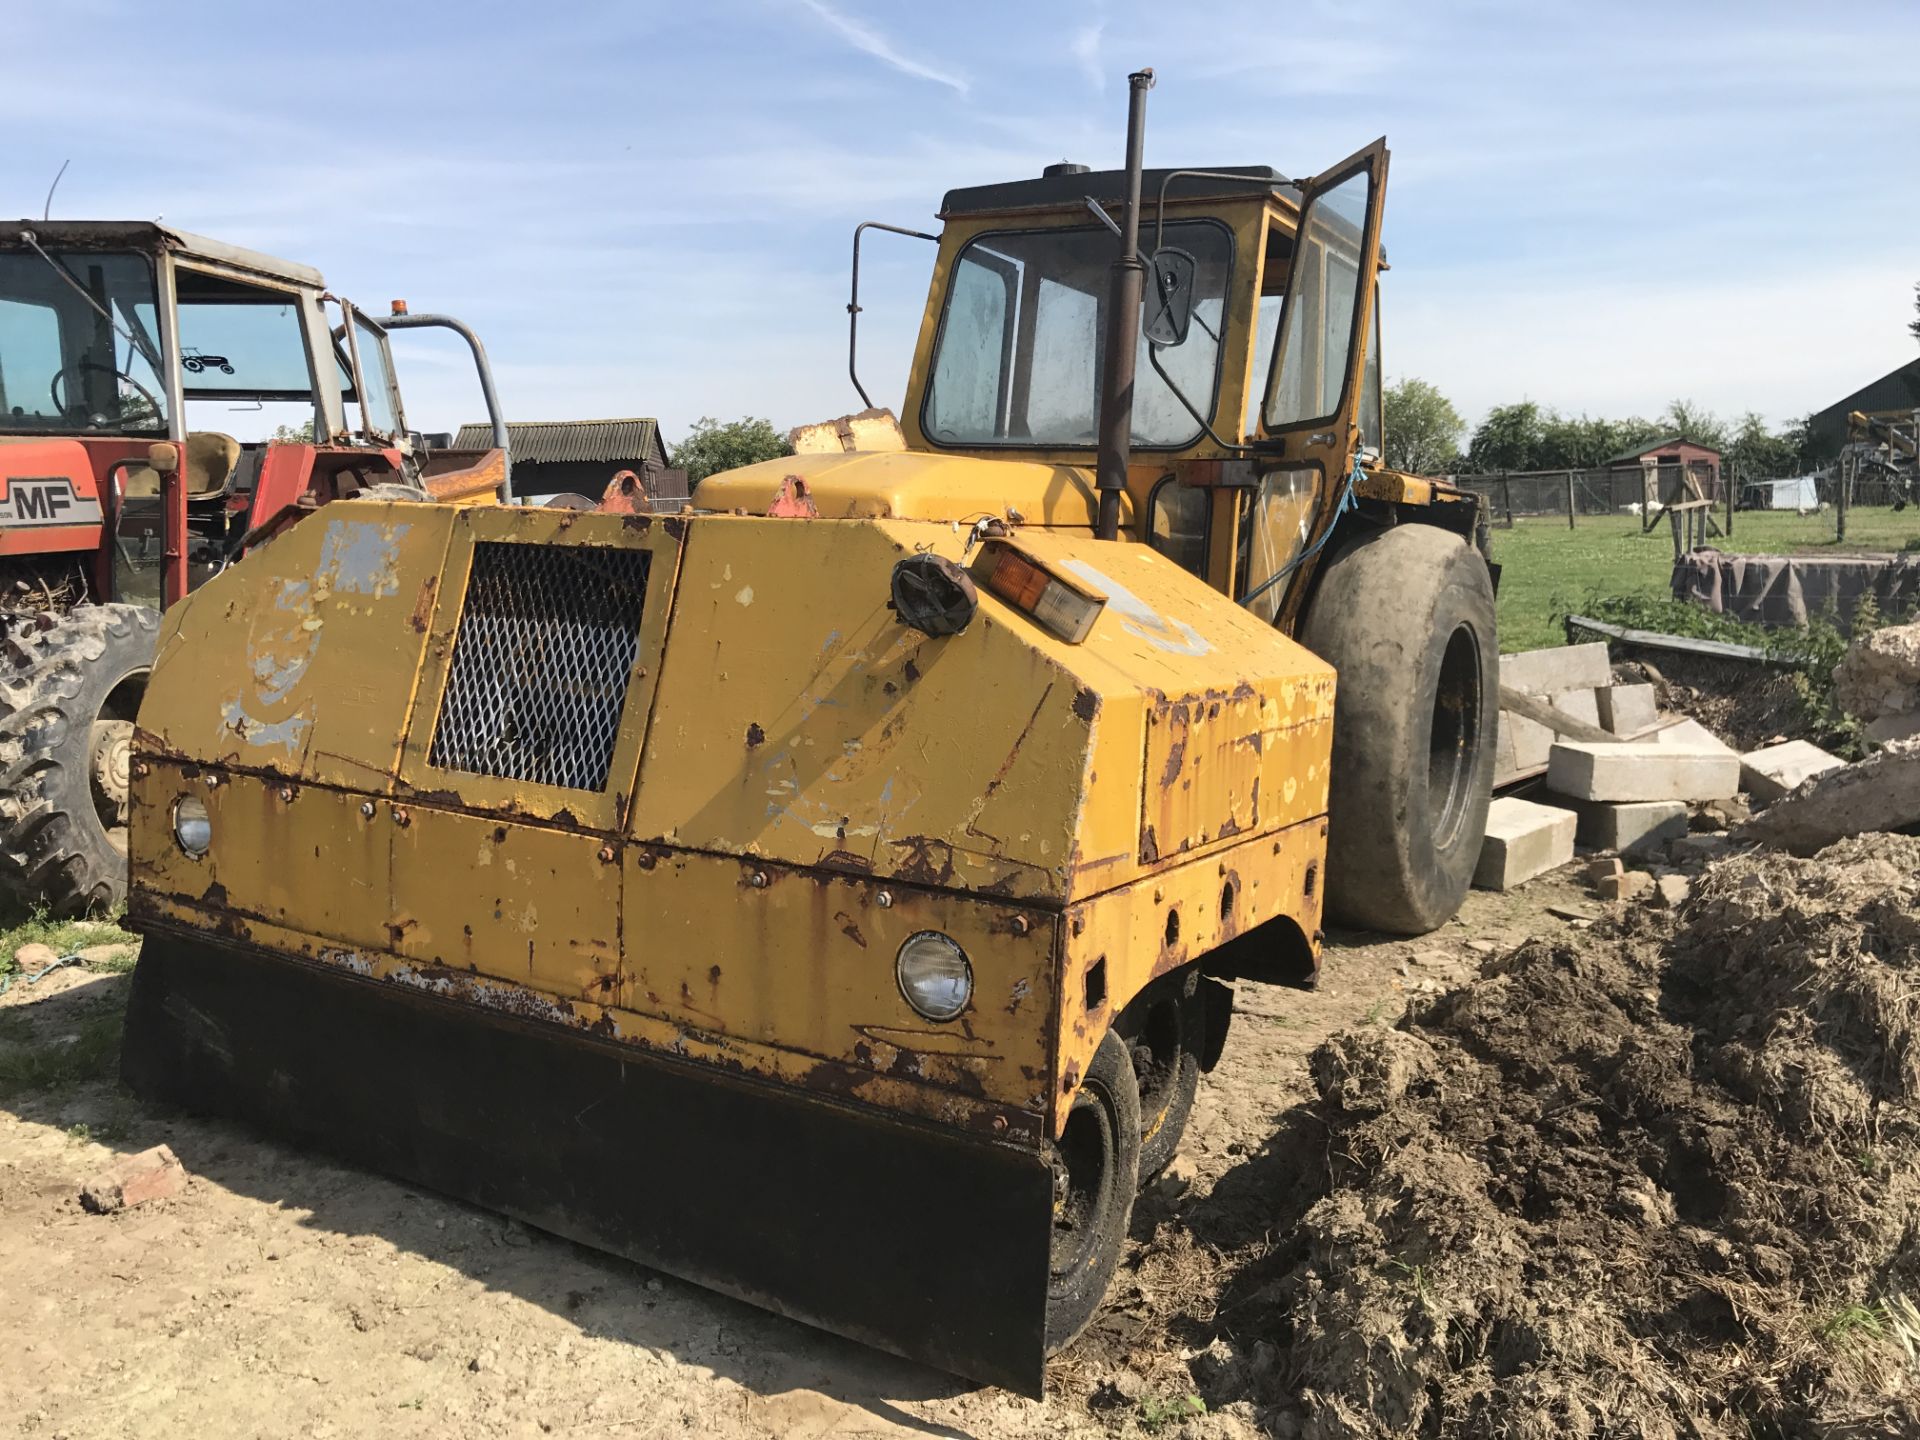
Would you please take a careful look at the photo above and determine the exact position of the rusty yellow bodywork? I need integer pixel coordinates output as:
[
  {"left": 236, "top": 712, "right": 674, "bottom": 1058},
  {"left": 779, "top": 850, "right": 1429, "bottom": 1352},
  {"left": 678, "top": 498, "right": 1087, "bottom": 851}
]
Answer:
[
  {"left": 130, "top": 501, "right": 1330, "bottom": 1143},
  {"left": 118, "top": 133, "right": 1495, "bottom": 1394}
]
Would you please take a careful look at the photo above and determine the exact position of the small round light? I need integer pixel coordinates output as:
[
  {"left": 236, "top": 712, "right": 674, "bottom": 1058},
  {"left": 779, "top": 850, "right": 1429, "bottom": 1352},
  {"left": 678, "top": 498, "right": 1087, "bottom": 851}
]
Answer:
[
  {"left": 173, "top": 795, "right": 211, "bottom": 857},
  {"left": 896, "top": 931, "right": 972, "bottom": 1021}
]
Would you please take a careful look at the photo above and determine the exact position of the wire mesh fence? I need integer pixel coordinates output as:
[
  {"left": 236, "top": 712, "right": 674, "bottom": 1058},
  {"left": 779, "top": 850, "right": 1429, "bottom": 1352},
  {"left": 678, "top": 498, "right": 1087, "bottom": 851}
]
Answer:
[{"left": 1453, "top": 464, "right": 1711, "bottom": 525}]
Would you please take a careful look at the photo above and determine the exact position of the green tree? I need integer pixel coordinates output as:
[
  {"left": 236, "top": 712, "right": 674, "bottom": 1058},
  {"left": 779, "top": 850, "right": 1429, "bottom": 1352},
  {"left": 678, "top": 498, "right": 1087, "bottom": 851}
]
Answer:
[
  {"left": 1658, "top": 398, "right": 1729, "bottom": 451},
  {"left": 1464, "top": 401, "right": 1546, "bottom": 473},
  {"left": 271, "top": 420, "right": 315, "bottom": 443},
  {"left": 1536, "top": 412, "right": 1660, "bottom": 470},
  {"left": 1381, "top": 378, "right": 1464, "bottom": 474},
  {"left": 1910, "top": 281, "right": 1919, "bottom": 346},
  {"left": 1723, "top": 411, "right": 1801, "bottom": 480},
  {"left": 670, "top": 415, "right": 793, "bottom": 485}
]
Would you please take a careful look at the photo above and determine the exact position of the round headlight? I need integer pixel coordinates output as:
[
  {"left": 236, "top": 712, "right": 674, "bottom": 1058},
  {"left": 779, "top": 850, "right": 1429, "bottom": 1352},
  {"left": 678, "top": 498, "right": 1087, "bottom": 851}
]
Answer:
[
  {"left": 896, "top": 931, "right": 972, "bottom": 1022},
  {"left": 173, "top": 795, "right": 211, "bottom": 857}
]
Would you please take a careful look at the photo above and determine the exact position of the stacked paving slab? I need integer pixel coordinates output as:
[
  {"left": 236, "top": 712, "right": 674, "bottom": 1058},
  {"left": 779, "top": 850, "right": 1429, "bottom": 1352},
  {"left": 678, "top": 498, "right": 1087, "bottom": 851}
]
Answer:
[{"left": 1474, "top": 642, "right": 1845, "bottom": 893}]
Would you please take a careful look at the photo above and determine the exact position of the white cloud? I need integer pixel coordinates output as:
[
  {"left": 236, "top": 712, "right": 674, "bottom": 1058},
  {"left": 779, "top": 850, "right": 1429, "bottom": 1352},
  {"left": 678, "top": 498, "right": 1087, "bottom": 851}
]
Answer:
[
  {"left": 792, "top": 0, "right": 970, "bottom": 95},
  {"left": 1070, "top": 20, "right": 1106, "bottom": 91}
]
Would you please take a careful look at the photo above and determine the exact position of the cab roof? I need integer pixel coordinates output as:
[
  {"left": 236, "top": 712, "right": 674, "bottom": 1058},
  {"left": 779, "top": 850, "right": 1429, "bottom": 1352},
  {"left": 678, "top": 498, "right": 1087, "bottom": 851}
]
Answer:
[
  {"left": 939, "top": 164, "right": 1302, "bottom": 219},
  {"left": 2, "top": 220, "right": 325, "bottom": 290}
]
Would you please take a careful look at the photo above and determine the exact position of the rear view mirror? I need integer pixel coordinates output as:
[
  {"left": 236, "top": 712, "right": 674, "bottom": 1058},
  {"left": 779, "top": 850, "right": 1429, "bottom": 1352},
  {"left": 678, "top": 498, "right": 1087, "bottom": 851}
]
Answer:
[{"left": 1142, "top": 246, "right": 1197, "bottom": 347}]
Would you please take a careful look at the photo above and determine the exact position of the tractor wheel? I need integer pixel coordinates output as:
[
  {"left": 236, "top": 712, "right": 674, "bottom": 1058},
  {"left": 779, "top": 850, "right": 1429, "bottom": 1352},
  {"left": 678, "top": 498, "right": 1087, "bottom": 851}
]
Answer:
[
  {"left": 1300, "top": 524, "right": 1496, "bottom": 936},
  {"left": 1117, "top": 969, "right": 1202, "bottom": 1185},
  {"left": 0, "top": 604, "right": 160, "bottom": 916},
  {"left": 1044, "top": 1028, "right": 1140, "bottom": 1354}
]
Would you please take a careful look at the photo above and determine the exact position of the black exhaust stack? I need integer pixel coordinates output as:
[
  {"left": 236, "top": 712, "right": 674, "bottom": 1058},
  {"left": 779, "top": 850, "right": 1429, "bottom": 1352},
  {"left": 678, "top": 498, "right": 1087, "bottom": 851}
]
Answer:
[{"left": 1095, "top": 68, "right": 1154, "bottom": 543}]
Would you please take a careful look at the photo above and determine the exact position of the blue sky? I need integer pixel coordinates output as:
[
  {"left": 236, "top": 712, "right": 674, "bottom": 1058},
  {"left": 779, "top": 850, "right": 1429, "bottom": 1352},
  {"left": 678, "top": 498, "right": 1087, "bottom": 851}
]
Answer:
[{"left": 9, "top": 0, "right": 1919, "bottom": 446}]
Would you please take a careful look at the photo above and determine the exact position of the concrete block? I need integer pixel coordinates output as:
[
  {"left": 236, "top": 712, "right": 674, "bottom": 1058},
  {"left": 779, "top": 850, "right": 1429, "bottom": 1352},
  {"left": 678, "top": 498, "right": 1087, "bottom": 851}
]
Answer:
[
  {"left": 1497, "top": 710, "right": 1554, "bottom": 775},
  {"left": 1598, "top": 683, "right": 1659, "bottom": 736},
  {"left": 1652, "top": 716, "right": 1737, "bottom": 755},
  {"left": 1548, "top": 741, "right": 1740, "bottom": 802},
  {"left": 1739, "top": 739, "right": 1845, "bottom": 804},
  {"left": 1573, "top": 798, "right": 1690, "bottom": 854},
  {"left": 1547, "top": 687, "right": 1601, "bottom": 728},
  {"left": 1500, "top": 642, "right": 1611, "bottom": 696},
  {"left": 1473, "top": 797, "right": 1577, "bottom": 890}
]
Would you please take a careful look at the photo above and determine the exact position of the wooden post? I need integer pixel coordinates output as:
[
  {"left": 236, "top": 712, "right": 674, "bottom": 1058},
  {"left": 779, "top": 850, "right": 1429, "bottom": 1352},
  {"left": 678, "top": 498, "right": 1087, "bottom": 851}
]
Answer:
[
  {"left": 1669, "top": 505, "right": 1683, "bottom": 561},
  {"left": 1565, "top": 470, "right": 1576, "bottom": 529},
  {"left": 1837, "top": 450, "right": 1851, "bottom": 544},
  {"left": 1501, "top": 475, "right": 1514, "bottom": 527},
  {"left": 1724, "top": 459, "right": 1734, "bottom": 541}
]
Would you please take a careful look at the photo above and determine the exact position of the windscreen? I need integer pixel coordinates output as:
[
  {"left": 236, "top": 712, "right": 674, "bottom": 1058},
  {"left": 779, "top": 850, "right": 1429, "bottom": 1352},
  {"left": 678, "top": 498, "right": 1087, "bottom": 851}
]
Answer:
[
  {"left": 0, "top": 251, "right": 167, "bottom": 433},
  {"left": 923, "top": 220, "right": 1232, "bottom": 448}
]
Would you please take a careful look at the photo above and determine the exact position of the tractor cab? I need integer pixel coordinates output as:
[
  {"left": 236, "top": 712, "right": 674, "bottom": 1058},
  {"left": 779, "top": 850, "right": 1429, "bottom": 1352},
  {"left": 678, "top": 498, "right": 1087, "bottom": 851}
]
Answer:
[
  {"left": 0, "top": 221, "right": 508, "bottom": 611},
  {"left": 0, "top": 220, "right": 511, "bottom": 918}
]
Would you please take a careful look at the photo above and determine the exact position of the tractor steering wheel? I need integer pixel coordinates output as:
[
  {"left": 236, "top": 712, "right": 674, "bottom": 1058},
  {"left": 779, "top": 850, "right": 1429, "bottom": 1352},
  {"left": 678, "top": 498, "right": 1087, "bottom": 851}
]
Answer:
[{"left": 50, "top": 361, "right": 163, "bottom": 426}]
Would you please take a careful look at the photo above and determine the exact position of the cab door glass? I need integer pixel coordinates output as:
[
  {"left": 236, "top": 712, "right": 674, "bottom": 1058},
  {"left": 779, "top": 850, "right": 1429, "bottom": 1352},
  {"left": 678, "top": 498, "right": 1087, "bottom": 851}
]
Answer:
[
  {"left": 351, "top": 315, "right": 401, "bottom": 436},
  {"left": 1236, "top": 468, "right": 1319, "bottom": 622},
  {"left": 1146, "top": 478, "right": 1208, "bottom": 576},
  {"left": 1357, "top": 301, "right": 1382, "bottom": 453},
  {"left": 1263, "top": 168, "right": 1370, "bottom": 431}
]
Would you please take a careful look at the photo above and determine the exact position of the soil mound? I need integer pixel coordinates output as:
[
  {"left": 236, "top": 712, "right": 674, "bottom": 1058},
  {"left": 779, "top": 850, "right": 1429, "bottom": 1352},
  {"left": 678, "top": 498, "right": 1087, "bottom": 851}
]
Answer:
[{"left": 1261, "top": 836, "right": 1920, "bottom": 1437}]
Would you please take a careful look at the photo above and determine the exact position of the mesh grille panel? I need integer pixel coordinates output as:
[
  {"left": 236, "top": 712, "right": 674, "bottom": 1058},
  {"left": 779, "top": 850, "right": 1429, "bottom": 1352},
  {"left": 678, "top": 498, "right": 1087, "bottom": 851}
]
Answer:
[{"left": 428, "top": 542, "right": 652, "bottom": 791}]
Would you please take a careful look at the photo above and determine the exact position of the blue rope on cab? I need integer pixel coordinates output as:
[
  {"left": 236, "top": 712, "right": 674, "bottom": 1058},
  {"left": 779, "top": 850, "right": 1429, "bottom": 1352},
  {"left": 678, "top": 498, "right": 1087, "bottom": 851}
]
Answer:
[{"left": 1239, "top": 453, "right": 1362, "bottom": 611}]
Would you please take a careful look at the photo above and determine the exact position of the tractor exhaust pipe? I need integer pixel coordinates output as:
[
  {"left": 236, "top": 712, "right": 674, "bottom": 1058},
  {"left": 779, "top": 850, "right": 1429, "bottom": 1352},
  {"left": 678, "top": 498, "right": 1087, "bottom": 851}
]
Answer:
[{"left": 1095, "top": 68, "right": 1154, "bottom": 543}]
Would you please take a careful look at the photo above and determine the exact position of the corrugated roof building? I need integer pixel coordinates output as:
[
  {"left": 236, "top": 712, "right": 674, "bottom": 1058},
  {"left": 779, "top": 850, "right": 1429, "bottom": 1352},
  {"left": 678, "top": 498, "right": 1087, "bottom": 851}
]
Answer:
[{"left": 451, "top": 418, "right": 676, "bottom": 501}]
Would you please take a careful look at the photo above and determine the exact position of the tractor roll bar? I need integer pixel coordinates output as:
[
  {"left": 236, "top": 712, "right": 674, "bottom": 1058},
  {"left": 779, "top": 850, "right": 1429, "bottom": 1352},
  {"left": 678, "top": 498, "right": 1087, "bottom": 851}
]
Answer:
[{"left": 381, "top": 310, "right": 513, "bottom": 504}]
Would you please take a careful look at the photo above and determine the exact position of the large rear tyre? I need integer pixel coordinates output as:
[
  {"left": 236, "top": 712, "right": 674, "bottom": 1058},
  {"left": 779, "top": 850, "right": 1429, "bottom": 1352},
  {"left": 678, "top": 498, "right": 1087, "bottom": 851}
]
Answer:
[
  {"left": 0, "top": 605, "right": 159, "bottom": 916},
  {"left": 1044, "top": 1028, "right": 1140, "bottom": 1354},
  {"left": 1300, "top": 525, "right": 1496, "bottom": 936}
]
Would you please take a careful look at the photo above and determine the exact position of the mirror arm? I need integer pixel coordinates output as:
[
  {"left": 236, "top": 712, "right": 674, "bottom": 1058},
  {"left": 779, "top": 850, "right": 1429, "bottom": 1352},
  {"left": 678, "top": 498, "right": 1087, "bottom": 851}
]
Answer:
[
  {"left": 1151, "top": 169, "right": 1296, "bottom": 252},
  {"left": 1144, "top": 345, "right": 1275, "bottom": 458},
  {"left": 848, "top": 221, "right": 937, "bottom": 410}
]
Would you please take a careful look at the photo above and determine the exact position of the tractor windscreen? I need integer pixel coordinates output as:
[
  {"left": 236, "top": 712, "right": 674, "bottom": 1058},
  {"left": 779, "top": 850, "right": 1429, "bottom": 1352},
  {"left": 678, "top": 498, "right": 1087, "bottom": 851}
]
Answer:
[
  {"left": 0, "top": 251, "right": 168, "bottom": 434},
  {"left": 923, "top": 219, "right": 1231, "bottom": 449}
]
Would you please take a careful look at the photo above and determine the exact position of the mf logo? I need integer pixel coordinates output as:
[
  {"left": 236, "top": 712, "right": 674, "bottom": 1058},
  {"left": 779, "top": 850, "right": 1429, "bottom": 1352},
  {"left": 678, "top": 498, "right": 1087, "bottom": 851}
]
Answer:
[{"left": 0, "top": 476, "right": 103, "bottom": 529}]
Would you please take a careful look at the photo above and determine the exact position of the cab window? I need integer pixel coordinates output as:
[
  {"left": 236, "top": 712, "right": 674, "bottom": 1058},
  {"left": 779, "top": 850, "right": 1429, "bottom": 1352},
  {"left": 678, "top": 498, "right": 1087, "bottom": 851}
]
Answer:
[{"left": 1146, "top": 478, "right": 1208, "bottom": 576}]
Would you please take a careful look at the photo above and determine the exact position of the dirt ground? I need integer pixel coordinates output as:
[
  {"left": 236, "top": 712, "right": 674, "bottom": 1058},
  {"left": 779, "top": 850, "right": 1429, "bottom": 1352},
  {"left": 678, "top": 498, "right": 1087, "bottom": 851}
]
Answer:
[{"left": 0, "top": 875, "right": 1589, "bottom": 1440}]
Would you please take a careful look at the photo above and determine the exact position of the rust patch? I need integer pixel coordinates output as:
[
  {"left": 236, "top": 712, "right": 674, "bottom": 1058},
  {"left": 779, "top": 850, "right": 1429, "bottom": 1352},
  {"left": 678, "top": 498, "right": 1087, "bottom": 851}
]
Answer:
[
  {"left": 1141, "top": 826, "right": 1160, "bottom": 865},
  {"left": 817, "top": 849, "right": 874, "bottom": 875},
  {"left": 745, "top": 722, "right": 765, "bottom": 748},
  {"left": 1071, "top": 687, "right": 1099, "bottom": 722},
  {"left": 889, "top": 835, "right": 957, "bottom": 887},
  {"left": 201, "top": 879, "right": 229, "bottom": 909},
  {"left": 406, "top": 574, "right": 438, "bottom": 633},
  {"left": 836, "top": 912, "right": 868, "bottom": 949},
  {"left": 902, "top": 657, "right": 921, "bottom": 685},
  {"left": 767, "top": 475, "right": 820, "bottom": 518}
]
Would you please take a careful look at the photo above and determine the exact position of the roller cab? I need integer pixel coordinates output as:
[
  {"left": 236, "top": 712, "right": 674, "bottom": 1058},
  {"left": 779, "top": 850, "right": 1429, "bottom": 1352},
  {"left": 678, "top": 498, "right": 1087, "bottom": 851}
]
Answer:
[{"left": 121, "top": 500, "right": 1331, "bottom": 1394}]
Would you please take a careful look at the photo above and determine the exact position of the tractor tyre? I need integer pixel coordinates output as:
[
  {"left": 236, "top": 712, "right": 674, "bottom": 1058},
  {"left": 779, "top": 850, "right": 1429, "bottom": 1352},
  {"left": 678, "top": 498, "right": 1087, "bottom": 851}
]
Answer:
[
  {"left": 1299, "top": 524, "right": 1496, "bottom": 936},
  {"left": 1117, "top": 968, "right": 1203, "bottom": 1185},
  {"left": 0, "top": 604, "right": 160, "bottom": 916},
  {"left": 1044, "top": 1028, "right": 1140, "bottom": 1354}
]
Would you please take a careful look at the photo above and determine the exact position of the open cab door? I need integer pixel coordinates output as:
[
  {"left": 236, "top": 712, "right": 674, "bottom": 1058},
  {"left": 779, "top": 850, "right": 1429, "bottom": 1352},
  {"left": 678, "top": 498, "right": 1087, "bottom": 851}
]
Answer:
[{"left": 1245, "top": 139, "right": 1388, "bottom": 624}]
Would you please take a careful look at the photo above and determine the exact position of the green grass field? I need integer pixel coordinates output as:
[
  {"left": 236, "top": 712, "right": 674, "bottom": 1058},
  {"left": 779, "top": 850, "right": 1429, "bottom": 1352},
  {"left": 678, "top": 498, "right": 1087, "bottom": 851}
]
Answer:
[{"left": 1490, "top": 507, "right": 1920, "bottom": 653}]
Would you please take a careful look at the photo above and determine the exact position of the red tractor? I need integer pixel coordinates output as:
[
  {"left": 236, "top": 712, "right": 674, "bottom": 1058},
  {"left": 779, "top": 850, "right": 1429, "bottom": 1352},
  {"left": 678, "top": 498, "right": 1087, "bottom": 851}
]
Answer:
[{"left": 0, "top": 221, "right": 508, "bottom": 915}]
